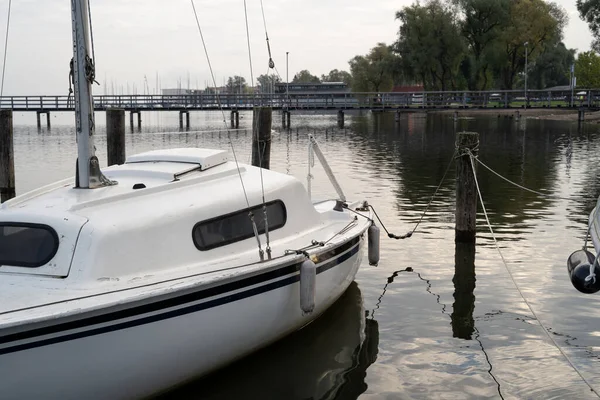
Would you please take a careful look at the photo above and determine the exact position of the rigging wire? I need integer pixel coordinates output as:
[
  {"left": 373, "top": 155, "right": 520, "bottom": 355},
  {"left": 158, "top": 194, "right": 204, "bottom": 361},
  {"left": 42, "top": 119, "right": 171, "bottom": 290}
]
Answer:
[
  {"left": 190, "top": 0, "right": 265, "bottom": 260},
  {"left": 87, "top": 0, "right": 96, "bottom": 67},
  {"left": 0, "top": 0, "right": 12, "bottom": 98},
  {"left": 259, "top": 0, "right": 274, "bottom": 69},
  {"left": 469, "top": 153, "right": 600, "bottom": 398},
  {"left": 242, "top": 0, "right": 254, "bottom": 88}
]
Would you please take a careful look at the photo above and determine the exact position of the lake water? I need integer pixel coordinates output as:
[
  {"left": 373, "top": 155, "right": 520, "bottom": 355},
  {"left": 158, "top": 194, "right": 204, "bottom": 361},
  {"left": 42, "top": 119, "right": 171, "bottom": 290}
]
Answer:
[{"left": 9, "top": 110, "right": 600, "bottom": 399}]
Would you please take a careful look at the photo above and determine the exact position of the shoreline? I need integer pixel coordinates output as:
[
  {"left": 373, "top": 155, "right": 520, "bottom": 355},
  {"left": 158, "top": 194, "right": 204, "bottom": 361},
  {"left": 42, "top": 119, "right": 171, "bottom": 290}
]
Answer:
[{"left": 427, "top": 108, "right": 600, "bottom": 122}]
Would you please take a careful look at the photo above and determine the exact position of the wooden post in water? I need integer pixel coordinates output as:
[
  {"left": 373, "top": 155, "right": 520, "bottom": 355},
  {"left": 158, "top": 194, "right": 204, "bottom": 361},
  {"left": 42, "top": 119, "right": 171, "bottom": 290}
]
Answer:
[
  {"left": 106, "top": 108, "right": 126, "bottom": 166},
  {"left": 251, "top": 107, "right": 272, "bottom": 169},
  {"left": 337, "top": 110, "right": 344, "bottom": 128},
  {"left": 0, "top": 110, "right": 15, "bottom": 202},
  {"left": 455, "top": 132, "right": 479, "bottom": 243}
]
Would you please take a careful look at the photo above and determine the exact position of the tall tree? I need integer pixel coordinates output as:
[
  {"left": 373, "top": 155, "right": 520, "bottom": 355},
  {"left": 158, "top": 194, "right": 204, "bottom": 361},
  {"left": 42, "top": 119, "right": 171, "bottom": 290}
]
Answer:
[
  {"left": 321, "top": 69, "right": 352, "bottom": 86},
  {"left": 575, "top": 51, "right": 600, "bottom": 88},
  {"left": 577, "top": 0, "right": 600, "bottom": 51},
  {"left": 496, "top": 0, "right": 567, "bottom": 89},
  {"left": 256, "top": 74, "right": 281, "bottom": 93},
  {"left": 349, "top": 43, "right": 397, "bottom": 92},
  {"left": 528, "top": 42, "right": 575, "bottom": 89},
  {"left": 292, "top": 70, "right": 320, "bottom": 83},
  {"left": 226, "top": 76, "right": 247, "bottom": 94},
  {"left": 395, "top": 0, "right": 466, "bottom": 91},
  {"left": 454, "top": 0, "right": 510, "bottom": 90}
]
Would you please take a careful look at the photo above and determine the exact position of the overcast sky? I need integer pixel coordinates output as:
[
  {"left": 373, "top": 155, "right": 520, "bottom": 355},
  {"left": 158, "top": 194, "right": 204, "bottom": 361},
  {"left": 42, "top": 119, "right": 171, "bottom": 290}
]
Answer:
[{"left": 0, "top": 0, "right": 594, "bottom": 95}]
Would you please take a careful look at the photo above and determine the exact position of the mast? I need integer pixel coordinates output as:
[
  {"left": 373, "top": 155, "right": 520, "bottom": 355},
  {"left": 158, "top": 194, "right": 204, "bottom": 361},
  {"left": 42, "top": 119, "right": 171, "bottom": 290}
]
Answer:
[{"left": 70, "top": 0, "right": 114, "bottom": 189}]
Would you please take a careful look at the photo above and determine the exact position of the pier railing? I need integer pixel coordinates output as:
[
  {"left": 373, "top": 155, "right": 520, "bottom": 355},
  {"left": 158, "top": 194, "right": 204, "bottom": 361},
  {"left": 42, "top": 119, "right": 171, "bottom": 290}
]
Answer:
[{"left": 1, "top": 89, "right": 599, "bottom": 111}]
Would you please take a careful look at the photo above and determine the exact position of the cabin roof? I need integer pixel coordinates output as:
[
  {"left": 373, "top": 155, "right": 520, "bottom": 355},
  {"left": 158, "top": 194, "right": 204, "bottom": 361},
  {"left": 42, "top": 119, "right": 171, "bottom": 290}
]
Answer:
[{"left": 1, "top": 148, "right": 297, "bottom": 217}]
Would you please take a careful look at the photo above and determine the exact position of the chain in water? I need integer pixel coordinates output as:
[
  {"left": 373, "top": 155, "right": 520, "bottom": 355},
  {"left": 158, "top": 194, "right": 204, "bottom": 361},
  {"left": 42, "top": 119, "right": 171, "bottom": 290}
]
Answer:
[{"left": 469, "top": 154, "right": 600, "bottom": 398}]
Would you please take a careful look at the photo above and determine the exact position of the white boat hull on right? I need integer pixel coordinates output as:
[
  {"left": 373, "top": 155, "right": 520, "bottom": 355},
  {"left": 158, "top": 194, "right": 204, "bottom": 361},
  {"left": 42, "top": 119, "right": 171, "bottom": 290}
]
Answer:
[{"left": 0, "top": 234, "right": 365, "bottom": 400}]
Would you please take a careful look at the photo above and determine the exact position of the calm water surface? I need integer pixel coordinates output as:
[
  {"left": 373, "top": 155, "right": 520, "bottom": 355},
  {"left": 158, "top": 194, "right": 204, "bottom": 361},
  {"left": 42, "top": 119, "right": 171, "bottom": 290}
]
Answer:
[{"left": 10, "top": 110, "right": 600, "bottom": 399}]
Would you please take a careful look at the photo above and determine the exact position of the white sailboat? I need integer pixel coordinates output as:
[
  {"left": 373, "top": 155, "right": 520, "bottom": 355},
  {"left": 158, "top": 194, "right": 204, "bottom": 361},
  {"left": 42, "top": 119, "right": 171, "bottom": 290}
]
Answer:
[{"left": 0, "top": 1, "right": 378, "bottom": 398}]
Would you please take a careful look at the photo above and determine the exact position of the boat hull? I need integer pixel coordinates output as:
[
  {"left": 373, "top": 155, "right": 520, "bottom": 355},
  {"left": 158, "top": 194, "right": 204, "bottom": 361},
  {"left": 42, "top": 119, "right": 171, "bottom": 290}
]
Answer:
[{"left": 0, "top": 235, "right": 364, "bottom": 400}]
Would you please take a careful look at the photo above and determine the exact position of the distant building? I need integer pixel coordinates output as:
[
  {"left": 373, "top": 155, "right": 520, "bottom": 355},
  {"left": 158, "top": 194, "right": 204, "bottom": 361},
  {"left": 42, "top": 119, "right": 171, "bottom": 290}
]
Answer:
[{"left": 274, "top": 82, "right": 349, "bottom": 95}]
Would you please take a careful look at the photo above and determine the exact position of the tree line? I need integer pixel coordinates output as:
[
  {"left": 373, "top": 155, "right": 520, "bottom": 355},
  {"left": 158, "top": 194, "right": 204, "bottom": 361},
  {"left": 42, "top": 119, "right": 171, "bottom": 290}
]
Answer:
[{"left": 224, "top": 0, "right": 600, "bottom": 94}]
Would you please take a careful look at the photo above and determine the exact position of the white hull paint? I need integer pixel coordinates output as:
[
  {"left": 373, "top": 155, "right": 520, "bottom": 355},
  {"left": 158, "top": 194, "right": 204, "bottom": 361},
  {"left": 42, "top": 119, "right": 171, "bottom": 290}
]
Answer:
[{"left": 1, "top": 237, "right": 364, "bottom": 399}]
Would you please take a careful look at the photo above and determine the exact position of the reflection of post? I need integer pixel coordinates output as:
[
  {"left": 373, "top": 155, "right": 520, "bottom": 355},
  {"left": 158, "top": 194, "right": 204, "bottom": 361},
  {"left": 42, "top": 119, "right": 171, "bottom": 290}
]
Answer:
[{"left": 451, "top": 241, "right": 476, "bottom": 340}]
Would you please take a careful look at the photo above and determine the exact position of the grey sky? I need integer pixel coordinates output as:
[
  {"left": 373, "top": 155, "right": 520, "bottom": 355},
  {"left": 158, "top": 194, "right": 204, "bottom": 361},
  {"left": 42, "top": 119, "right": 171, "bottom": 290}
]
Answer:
[{"left": 0, "top": 0, "right": 594, "bottom": 95}]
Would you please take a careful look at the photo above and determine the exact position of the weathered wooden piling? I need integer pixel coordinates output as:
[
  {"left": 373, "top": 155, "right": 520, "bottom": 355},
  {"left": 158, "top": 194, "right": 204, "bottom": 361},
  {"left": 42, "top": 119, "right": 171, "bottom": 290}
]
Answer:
[
  {"left": 455, "top": 131, "right": 479, "bottom": 243},
  {"left": 337, "top": 110, "right": 344, "bottom": 128},
  {"left": 36, "top": 111, "right": 51, "bottom": 129},
  {"left": 130, "top": 111, "right": 141, "bottom": 129},
  {"left": 0, "top": 109, "right": 15, "bottom": 202},
  {"left": 395, "top": 110, "right": 400, "bottom": 123},
  {"left": 106, "top": 108, "right": 126, "bottom": 166},
  {"left": 579, "top": 109, "right": 585, "bottom": 123},
  {"left": 230, "top": 110, "right": 240, "bottom": 129},
  {"left": 179, "top": 111, "right": 190, "bottom": 129},
  {"left": 251, "top": 107, "right": 272, "bottom": 169}
]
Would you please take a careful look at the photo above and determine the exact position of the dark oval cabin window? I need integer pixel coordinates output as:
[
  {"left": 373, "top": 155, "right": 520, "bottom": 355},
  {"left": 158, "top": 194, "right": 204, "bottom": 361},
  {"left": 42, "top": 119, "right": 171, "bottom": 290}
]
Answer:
[
  {"left": 0, "top": 223, "right": 59, "bottom": 268},
  {"left": 193, "top": 200, "right": 287, "bottom": 251}
]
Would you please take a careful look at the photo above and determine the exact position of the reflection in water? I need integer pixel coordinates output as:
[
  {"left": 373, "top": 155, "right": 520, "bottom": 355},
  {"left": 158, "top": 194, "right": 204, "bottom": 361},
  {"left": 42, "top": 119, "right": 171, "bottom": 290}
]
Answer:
[
  {"left": 157, "top": 282, "right": 379, "bottom": 400},
  {"left": 452, "top": 242, "right": 476, "bottom": 340}
]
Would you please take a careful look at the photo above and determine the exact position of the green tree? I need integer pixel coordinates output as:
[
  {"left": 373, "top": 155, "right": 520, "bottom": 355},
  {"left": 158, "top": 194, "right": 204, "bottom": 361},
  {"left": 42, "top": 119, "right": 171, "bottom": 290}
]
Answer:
[
  {"left": 321, "top": 69, "right": 352, "bottom": 86},
  {"left": 256, "top": 74, "right": 281, "bottom": 93},
  {"left": 292, "top": 70, "right": 320, "bottom": 83},
  {"left": 496, "top": 0, "right": 567, "bottom": 89},
  {"left": 575, "top": 51, "right": 600, "bottom": 87},
  {"left": 349, "top": 43, "right": 397, "bottom": 92},
  {"left": 226, "top": 76, "right": 247, "bottom": 94},
  {"left": 528, "top": 42, "right": 575, "bottom": 89},
  {"left": 395, "top": 0, "right": 466, "bottom": 91},
  {"left": 454, "top": 0, "right": 510, "bottom": 90},
  {"left": 577, "top": 0, "right": 600, "bottom": 51}
]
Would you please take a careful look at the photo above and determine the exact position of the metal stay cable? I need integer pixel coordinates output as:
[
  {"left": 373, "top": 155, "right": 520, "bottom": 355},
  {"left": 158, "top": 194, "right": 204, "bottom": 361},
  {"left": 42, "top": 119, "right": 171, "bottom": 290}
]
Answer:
[
  {"left": 259, "top": 0, "right": 274, "bottom": 69},
  {"left": 0, "top": 0, "right": 12, "bottom": 98},
  {"left": 242, "top": 0, "right": 270, "bottom": 257},
  {"left": 469, "top": 154, "right": 600, "bottom": 398},
  {"left": 242, "top": 0, "right": 255, "bottom": 88},
  {"left": 190, "top": 0, "right": 265, "bottom": 260}
]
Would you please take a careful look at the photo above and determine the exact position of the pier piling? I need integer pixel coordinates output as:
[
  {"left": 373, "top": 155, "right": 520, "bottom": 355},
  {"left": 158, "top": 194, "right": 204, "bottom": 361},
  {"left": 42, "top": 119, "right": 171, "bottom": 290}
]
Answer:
[
  {"left": 106, "top": 108, "right": 126, "bottom": 166},
  {"left": 36, "top": 111, "right": 51, "bottom": 129},
  {"left": 337, "top": 110, "right": 344, "bottom": 128},
  {"left": 0, "top": 110, "right": 15, "bottom": 202},
  {"left": 251, "top": 107, "right": 272, "bottom": 169},
  {"left": 455, "top": 132, "right": 479, "bottom": 243}
]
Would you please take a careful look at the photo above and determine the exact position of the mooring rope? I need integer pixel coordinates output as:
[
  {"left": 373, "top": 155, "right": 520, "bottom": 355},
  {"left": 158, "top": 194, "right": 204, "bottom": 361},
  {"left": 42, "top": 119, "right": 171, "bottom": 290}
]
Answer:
[
  {"left": 469, "top": 153, "right": 600, "bottom": 398},
  {"left": 0, "top": 0, "right": 12, "bottom": 98},
  {"left": 469, "top": 149, "right": 573, "bottom": 202},
  {"left": 345, "top": 149, "right": 457, "bottom": 240}
]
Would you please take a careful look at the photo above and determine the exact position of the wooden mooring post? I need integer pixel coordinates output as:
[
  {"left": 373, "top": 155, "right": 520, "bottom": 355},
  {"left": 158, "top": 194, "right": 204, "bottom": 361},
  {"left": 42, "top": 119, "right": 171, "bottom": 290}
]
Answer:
[
  {"left": 36, "top": 111, "right": 51, "bottom": 129},
  {"left": 251, "top": 107, "right": 272, "bottom": 169},
  {"left": 0, "top": 109, "right": 15, "bottom": 202},
  {"left": 230, "top": 110, "right": 240, "bottom": 128},
  {"left": 455, "top": 132, "right": 479, "bottom": 243},
  {"left": 337, "top": 110, "right": 344, "bottom": 128},
  {"left": 106, "top": 108, "right": 126, "bottom": 166}
]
